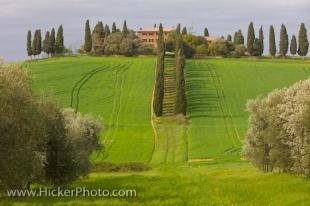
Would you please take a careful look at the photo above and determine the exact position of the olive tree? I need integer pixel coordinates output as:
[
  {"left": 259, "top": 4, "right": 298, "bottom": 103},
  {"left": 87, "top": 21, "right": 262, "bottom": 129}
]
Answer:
[{"left": 244, "top": 79, "right": 310, "bottom": 176}]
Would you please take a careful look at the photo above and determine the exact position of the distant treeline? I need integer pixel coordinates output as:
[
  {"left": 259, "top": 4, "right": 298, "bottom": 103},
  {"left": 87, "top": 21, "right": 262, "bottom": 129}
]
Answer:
[
  {"left": 26, "top": 21, "right": 309, "bottom": 59},
  {"left": 27, "top": 25, "right": 65, "bottom": 58},
  {"left": 82, "top": 20, "right": 155, "bottom": 56}
]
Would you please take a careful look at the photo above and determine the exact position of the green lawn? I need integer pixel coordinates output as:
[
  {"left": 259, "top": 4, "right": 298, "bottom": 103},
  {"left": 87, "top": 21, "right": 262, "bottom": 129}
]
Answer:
[{"left": 4, "top": 56, "right": 309, "bottom": 205}]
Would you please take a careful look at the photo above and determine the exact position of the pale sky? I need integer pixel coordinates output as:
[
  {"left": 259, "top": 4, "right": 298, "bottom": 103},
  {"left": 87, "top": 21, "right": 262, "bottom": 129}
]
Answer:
[{"left": 0, "top": 0, "right": 309, "bottom": 61}]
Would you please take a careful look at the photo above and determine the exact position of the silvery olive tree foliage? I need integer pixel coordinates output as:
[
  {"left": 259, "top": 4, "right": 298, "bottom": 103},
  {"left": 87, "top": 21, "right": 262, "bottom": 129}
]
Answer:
[
  {"left": 244, "top": 79, "right": 310, "bottom": 176},
  {"left": 0, "top": 63, "right": 103, "bottom": 189}
]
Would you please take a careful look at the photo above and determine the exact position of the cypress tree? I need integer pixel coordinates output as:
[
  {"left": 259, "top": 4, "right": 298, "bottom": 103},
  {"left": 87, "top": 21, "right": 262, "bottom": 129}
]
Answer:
[
  {"left": 234, "top": 30, "right": 244, "bottom": 45},
  {"left": 122, "top": 20, "right": 129, "bottom": 35},
  {"left": 97, "top": 22, "right": 104, "bottom": 35},
  {"left": 182, "top": 27, "right": 187, "bottom": 35},
  {"left": 175, "top": 24, "right": 181, "bottom": 56},
  {"left": 238, "top": 30, "right": 244, "bottom": 45},
  {"left": 253, "top": 38, "right": 261, "bottom": 56},
  {"left": 290, "top": 35, "right": 297, "bottom": 55},
  {"left": 112, "top": 22, "right": 117, "bottom": 33},
  {"left": 297, "top": 23, "right": 309, "bottom": 57},
  {"left": 258, "top": 26, "right": 264, "bottom": 56},
  {"left": 27, "top": 30, "right": 32, "bottom": 57},
  {"left": 49, "top": 28, "right": 56, "bottom": 56},
  {"left": 37, "top": 30, "right": 42, "bottom": 56},
  {"left": 227, "top": 34, "right": 232, "bottom": 42},
  {"left": 92, "top": 21, "right": 105, "bottom": 54},
  {"left": 279, "top": 24, "right": 289, "bottom": 57},
  {"left": 233, "top": 32, "right": 238, "bottom": 44},
  {"left": 84, "top": 20, "right": 92, "bottom": 53},
  {"left": 153, "top": 23, "right": 165, "bottom": 117},
  {"left": 43, "top": 31, "right": 50, "bottom": 55},
  {"left": 32, "top": 30, "right": 38, "bottom": 56},
  {"left": 175, "top": 23, "right": 186, "bottom": 115},
  {"left": 247, "top": 22, "right": 255, "bottom": 56},
  {"left": 105, "top": 24, "right": 111, "bottom": 36},
  {"left": 55, "top": 25, "right": 64, "bottom": 54},
  {"left": 32, "top": 30, "right": 42, "bottom": 57},
  {"left": 93, "top": 22, "right": 104, "bottom": 38},
  {"left": 269, "top": 25, "right": 276, "bottom": 57},
  {"left": 204, "top": 28, "right": 209, "bottom": 37}
]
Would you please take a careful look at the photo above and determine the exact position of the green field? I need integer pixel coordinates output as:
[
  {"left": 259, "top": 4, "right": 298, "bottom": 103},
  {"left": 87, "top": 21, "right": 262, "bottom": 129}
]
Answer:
[
  {"left": 186, "top": 58, "right": 310, "bottom": 163},
  {"left": 4, "top": 56, "right": 310, "bottom": 205}
]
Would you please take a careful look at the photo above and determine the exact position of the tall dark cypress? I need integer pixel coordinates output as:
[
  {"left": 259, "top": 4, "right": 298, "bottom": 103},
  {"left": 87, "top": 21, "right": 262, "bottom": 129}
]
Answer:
[
  {"left": 175, "top": 24, "right": 181, "bottom": 56},
  {"left": 258, "top": 26, "right": 264, "bottom": 56},
  {"left": 55, "top": 25, "right": 64, "bottom": 54},
  {"left": 92, "top": 21, "right": 105, "bottom": 54},
  {"left": 37, "top": 30, "right": 42, "bottom": 56},
  {"left": 247, "top": 22, "right": 255, "bottom": 56},
  {"left": 253, "top": 38, "right": 261, "bottom": 56},
  {"left": 182, "top": 27, "right": 187, "bottom": 35},
  {"left": 32, "top": 30, "right": 37, "bottom": 56},
  {"left": 238, "top": 30, "right": 244, "bottom": 45},
  {"left": 122, "top": 20, "right": 129, "bottom": 35},
  {"left": 49, "top": 28, "right": 56, "bottom": 56},
  {"left": 153, "top": 23, "right": 165, "bottom": 117},
  {"left": 279, "top": 24, "right": 289, "bottom": 57},
  {"left": 43, "top": 31, "right": 50, "bottom": 55},
  {"left": 27, "top": 30, "right": 32, "bottom": 57},
  {"left": 227, "top": 35, "right": 232, "bottom": 42},
  {"left": 32, "top": 30, "right": 41, "bottom": 57},
  {"left": 112, "top": 22, "right": 117, "bottom": 33},
  {"left": 175, "top": 23, "right": 186, "bottom": 115},
  {"left": 105, "top": 25, "right": 111, "bottom": 36},
  {"left": 233, "top": 32, "right": 238, "bottom": 44},
  {"left": 297, "top": 23, "right": 309, "bottom": 57},
  {"left": 290, "top": 35, "right": 297, "bottom": 55},
  {"left": 204, "top": 28, "right": 209, "bottom": 37},
  {"left": 269, "top": 25, "right": 276, "bottom": 57},
  {"left": 84, "top": 20, "right": 92, "bottom": 53},
  {"left": 234, "top": 30, "right": 244, "bottom": 45}
]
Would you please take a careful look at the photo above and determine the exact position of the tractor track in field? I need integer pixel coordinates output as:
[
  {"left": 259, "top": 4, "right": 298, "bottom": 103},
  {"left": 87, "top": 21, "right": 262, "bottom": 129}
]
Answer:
[
  {"left": 185, "top": 61, "right": 242, "bottom": 161},
  {"left": 70, "top": 64, "right": 112, "bottom": 111},
  {"left": 206, "top": 62, "right": 241, "bottom": 151},
  {"left": 205, "top": 63, "right": 236, "bottom": 147},
  {"left": 100, "top": 63, "right": 131, "bottom": 160}
]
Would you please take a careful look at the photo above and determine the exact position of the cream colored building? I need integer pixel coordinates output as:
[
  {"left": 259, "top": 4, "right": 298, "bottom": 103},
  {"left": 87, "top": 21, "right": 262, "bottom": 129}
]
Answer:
[{"left": 137, "top": 27, "right": 175, "bottom": 47}]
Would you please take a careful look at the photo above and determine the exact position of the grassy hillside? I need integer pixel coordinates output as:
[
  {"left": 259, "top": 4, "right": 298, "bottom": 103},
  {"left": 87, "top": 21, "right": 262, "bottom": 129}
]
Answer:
[
  {"left": 8, "top": 56, "right": 309, "bottom": 205},
  {"left": 186, "top": 58, "right": 310, "bottom": 163},
  {"left": 25, "top": 56, "right": 155, "bottom": 163}
]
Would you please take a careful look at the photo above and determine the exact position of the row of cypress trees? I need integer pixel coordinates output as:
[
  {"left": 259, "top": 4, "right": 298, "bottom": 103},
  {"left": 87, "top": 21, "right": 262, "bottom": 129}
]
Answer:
[
  {"left": 273, "top": 23, "right": 309, "bottom": 57},
  {"left": 246, "top": 22, "right": 309, "bottom": 57},
  {"left": 174, "top": 24, "right": 187, "bottom": 115},
  {"left": 153, "top": 24, "right": 187, "bottom": 117},
  {"left": 153, "top": 24, "right": 165, "bottom": 116},
  {"left": 27, "top": 25, "right": 64, "bottom": 58},
  {"left": 246, "top": 23, "right": 264, "bottom": 56}
]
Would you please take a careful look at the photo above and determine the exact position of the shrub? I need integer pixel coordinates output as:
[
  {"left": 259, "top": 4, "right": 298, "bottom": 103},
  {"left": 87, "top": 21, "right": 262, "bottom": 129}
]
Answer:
[
  {"left": 196, "top": 44, "right": 208, "bottom": 55},
  {"left": 42, "top": 106, "right": 103, "bottom": 186},
  {"left": 207, "top": 39, "right": 232, "bottom": 56},
  {"left": 0, "top": 64, "right": 45, "bottom": 189},
  {"left": 0, "top": 63, "right": 103, "bottom": 189},
  {"left": 233, "top": 45, "right": 246, "bottom": 57},
  {"left": 244, "top": 79, "right": 310, "bottom": 176}
]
